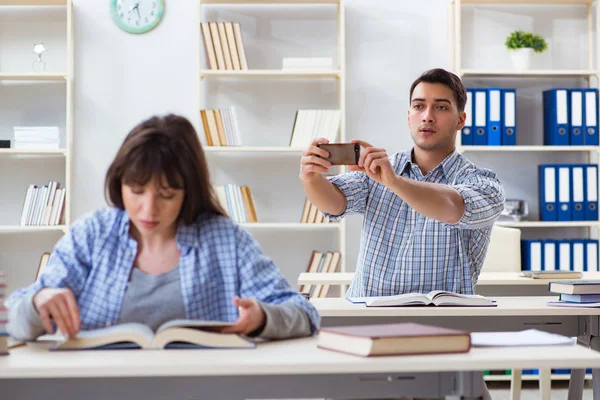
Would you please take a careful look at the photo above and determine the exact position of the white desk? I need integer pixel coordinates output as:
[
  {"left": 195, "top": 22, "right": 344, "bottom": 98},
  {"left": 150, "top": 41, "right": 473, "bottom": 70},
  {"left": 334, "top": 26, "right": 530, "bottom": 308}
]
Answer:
[
  {"left": 2, "top": 338, "right": 600, "bottom": 400},
  {"left": 311, "top": 296, "right": 600, "bottom": 400}
]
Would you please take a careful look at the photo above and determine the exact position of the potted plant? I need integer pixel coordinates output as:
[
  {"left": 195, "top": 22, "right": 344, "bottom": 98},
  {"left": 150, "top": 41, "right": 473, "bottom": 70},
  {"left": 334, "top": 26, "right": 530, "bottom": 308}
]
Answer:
[{"left": 505, "top": 30, "right": 548, "bottom": 70}]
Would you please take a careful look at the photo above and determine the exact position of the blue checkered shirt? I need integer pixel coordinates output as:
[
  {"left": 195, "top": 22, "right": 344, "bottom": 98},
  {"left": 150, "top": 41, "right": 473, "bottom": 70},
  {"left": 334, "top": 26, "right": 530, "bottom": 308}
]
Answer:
[
  {"left": 6, "top": 207, "right": 320, "bottom": 333},
  {"left": 325, "top": 150, "right": 505, "bottom": 297}
]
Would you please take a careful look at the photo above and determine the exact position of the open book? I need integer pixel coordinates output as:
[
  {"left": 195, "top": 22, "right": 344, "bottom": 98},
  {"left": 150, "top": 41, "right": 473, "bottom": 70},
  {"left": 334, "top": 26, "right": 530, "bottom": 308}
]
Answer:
[
  {"left": 348, "top": 290, "right": 496, "bottom": 307},
  {"left": 37, "top": 320, "right": 255, "bottom": 351}
]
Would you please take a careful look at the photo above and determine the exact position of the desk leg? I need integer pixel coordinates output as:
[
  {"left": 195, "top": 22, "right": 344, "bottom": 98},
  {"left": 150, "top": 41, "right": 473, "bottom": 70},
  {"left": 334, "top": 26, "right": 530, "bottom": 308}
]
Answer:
[
  {"left": 569, "top": 336, "right": 591, "bottom": 400},
  {"left": 510, "top": 369, "right": 522, "bottom": 400},
  {"left": 539, "top": 369, "right": 551, "bottom": 400},
  {"left": 455, "top": 371, "right": 486, "bottom": 400}
]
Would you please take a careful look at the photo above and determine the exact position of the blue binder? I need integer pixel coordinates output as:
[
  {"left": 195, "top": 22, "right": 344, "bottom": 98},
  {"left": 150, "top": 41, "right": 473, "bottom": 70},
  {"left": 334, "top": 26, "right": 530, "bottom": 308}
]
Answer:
[
  {"left": 556, "top": 165, "right": 571, "bottom": 221},
  {"left": 543, "top": 240, "right": 557, "bottom": 271},
  {"left": 543, "top": 89, "right": 569, "bottom": 146},
  {"left": 473, "top": 89, "right": 488, "bottom": 146},
  {"left": 539, "top": 164, "right": 557, "bottom": 221},
  {"left": 585, "top": 164, "right": 599, "bottom": 221},
  {"left": 521, "top": 240, "right": 543, "bottom": 271},
  {"left": 486, "top": 88, "right": 502, "bottom": 146},
  {"left": 569, "top": 89, "right": 584, "bottom": 145},
  {"left": 571, "top": 240, "right": 587, "bottom": 272},
  {"left": 583, "top": 88, "right": 599, "bottom": 145},
  {"left": 571, "top": 164, "right": 585, "bottom": 221},
  {"left": 501, "top": 89, "right": 517, "bottom": 146},
  {"left": 462, "top": 89, "right": 474, "bottom": 146},
  {"left": 585, "top": 239, "right": 599, "bottom": 272},
  {"left": 556, "top": 240, "right": 572, "bottom": 271}
]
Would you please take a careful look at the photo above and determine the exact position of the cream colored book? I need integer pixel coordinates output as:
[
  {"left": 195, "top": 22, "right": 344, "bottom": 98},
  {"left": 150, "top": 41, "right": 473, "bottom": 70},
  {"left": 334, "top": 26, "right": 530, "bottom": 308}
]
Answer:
[
  {"left": 233, "top": 23, "right": 248, "bottom": 70},
  {"left": 201, "top": 22, "right": 218, "bottom": 70},
  {"left": 209, "top": 22, "right": 225, "bottom": 70},
  {"left": 217, "top": 22, "right": 233, "bottom": 70},
  {"left": 36, "top": 320, "right": 254, "bottom": 351}
]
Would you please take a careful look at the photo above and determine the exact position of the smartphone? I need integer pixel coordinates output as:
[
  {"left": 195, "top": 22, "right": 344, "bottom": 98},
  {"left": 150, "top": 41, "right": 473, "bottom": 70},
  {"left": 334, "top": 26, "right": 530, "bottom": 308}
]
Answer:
[{"left": 316, "top": 143, "right": 360, "bottom": 165}]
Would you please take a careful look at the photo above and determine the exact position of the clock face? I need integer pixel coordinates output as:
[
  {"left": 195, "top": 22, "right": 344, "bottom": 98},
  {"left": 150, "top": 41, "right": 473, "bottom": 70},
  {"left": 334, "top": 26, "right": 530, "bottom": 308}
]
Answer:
[{"left": 110, "top": 0, "right": 165, "bottom": 34}]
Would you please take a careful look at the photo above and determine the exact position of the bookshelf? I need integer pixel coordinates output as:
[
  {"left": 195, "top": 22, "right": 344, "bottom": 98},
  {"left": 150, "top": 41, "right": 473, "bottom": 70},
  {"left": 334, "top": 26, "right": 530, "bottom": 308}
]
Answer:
[
  {"left": 198, "top": 0, "right": 347, "bottom": 290},
  {"left": 0, "top": 1, "right": 73, "bottom": 294},
  {"left": 450, "top": 0, "right": 600, "bottom": 247}
]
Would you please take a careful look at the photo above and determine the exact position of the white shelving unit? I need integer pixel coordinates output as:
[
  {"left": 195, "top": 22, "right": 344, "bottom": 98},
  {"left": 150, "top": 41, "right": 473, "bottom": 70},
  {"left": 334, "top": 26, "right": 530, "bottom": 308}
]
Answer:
[
  {"left": 0, "top": 0, "right": 73, "bottom": 293},
  {"left": 450, "top": 0, "right": 600, "bottom": 236},
  {"left": 198, "top": 0, "right": 347, "bottom": 291}
]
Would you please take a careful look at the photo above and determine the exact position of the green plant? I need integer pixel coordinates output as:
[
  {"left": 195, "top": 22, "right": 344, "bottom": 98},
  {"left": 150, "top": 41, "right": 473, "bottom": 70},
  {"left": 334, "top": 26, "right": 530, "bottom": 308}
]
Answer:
[{"left": 505, "top": 30, "right": 548, "bottom": 53}]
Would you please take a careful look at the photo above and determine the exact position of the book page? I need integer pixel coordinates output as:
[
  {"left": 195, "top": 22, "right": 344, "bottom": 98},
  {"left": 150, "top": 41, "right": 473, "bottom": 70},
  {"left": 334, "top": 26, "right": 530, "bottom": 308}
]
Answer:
[
  {"left": 153, "top": 327, "right": 254, "bottom": 349},
  {"left": 157, "top": 319, "right": 234, "bottom": 334},
  {"left": 55, "top": 323, "right": 154, "bottom": 350},
  {"left": 471, "top": 329, "right": 575, "bottom": 347},
  {"left": 365, "top": 293, "right": 430, "bottom": 307}
]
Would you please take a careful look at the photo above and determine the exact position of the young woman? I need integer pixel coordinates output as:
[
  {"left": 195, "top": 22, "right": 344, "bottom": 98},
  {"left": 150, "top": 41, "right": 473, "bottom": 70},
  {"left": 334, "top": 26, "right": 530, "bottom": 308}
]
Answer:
[{"left": 7, "top": 114, "right": 320, "bottom": 340}]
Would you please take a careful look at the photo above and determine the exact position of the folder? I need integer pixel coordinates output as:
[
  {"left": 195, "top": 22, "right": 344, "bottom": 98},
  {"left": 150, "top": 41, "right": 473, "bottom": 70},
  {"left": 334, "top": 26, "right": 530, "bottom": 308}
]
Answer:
[
  {"left": 473, "top": 89, "right": 488, "bottom": 146},
  {"left": 557, "top": 240, "right": 572, "bottom": 271},
  {"left": 571, "top": 164, "right": 585, "bottom": 221},
  {"left": 543, "top": 89, "right": 569, "bottom": 146},
  {"left": 462, "top": 89, "right": 474, "bottom": 146},
  {"left": 572, "top": 240, "right": 586, "bottom": 272},
  {"left": 521, "top": 240, "right": 543, "bottom": 271},
  {"left": 486, "top": 88, "right": 502, "bottom": 146},
  {"left": 585, "top": 164, "right": 598, "bottom": 221},
  {"left": 557, "top": 165, "right": 571, "bottom": 221},
  {"left": 539, "top": 165, "right": 557, "bottom": 221},
  {"left": 501, "top": 89, "right": 517, "bottom": 146},
  {"left": 543, "top": 240, "right": 556, "bottom": 271},
  {"left": 569, "top": 89, "right": 584, "bottom": 146},
  {"left": 584, "top": 88, "right": 599, "bottom": 145},
  {"left": 585, "top": 239, "right": 599, "bottom": 272}
]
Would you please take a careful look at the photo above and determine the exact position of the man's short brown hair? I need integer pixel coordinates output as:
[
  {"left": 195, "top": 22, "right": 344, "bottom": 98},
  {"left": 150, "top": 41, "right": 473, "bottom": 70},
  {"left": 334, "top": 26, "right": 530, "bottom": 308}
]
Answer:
[{"left": 409, "top": 68, "right": 467, "bottom": 112}]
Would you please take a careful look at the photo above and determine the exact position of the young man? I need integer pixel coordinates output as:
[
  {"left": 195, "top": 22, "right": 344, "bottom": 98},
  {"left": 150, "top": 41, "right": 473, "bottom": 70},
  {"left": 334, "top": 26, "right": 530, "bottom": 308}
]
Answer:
[{"left": 300, "top": 68, "right": 505, "bottom": 297}]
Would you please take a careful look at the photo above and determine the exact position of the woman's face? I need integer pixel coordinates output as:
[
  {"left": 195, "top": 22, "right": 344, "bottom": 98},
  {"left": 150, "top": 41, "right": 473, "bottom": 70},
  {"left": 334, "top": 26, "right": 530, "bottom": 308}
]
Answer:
[{"left": 122, "top": 175, "right": 185, "bottom": 237}]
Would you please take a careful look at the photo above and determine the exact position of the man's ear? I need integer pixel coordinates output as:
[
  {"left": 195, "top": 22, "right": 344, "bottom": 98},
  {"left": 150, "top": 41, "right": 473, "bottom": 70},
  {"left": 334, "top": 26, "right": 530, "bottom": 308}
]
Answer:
[{"left": 456, "top": 111, "right": 466, "bottom": 131}]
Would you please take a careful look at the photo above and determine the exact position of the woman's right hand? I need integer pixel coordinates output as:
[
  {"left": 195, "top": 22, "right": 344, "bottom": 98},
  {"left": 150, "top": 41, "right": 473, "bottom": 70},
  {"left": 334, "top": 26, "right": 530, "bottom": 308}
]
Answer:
[
  {"left": 33, "top": 288, "right": 81, "bottom": 338},
  {"left": 299, "top": 137, "right": 332, "bottom": 183}
]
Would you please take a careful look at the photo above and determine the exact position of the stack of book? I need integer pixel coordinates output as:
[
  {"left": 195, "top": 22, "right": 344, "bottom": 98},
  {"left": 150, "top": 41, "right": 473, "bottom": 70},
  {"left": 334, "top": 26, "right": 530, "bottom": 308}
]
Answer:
[
  {"left": 548, "top": 281, "right": 600, "bottom": 307},
  {"left": 0, "top": 271, "right": 8, "bottom": 355},
  {"left": 289, "top": 110, "right": 341, "bottom": 148},
  {"left": 13, "top": 126, "right": 60, "bottom": 150},
  {"left": 20, "top": 181, "right": 66, "bottom": 226},
  {"left": 200, "top": 108, "right": 242, "bottom": 147},
  {"left": 299, "top": 250, "right": 341, "bottom": 298},
  {"left": 201, "top": 22, "right": 248, "bottom": 71},
  {"left": 214, "top": 184, "right": 257, "bottom": 223},
  {"left": 300, "top": 199, "right": 330, "bottom": 224}
]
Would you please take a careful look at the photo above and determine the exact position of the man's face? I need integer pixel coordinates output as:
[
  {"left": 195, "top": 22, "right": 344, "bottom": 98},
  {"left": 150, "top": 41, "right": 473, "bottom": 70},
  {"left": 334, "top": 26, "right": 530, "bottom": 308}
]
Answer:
[{"left": 408, "top": 82, "right": 466, "bottom": 152}]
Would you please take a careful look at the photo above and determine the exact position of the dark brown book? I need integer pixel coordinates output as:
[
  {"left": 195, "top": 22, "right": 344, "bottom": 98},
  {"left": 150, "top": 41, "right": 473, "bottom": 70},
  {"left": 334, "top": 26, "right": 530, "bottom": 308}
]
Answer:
[{"left": 318, "top": 322, "right": 471, "bottom": 357}]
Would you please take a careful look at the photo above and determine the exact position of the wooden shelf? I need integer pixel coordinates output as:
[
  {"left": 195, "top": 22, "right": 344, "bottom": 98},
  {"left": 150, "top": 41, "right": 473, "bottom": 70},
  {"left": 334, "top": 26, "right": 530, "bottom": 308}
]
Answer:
[
  {"left": 460, "top": 69, "right": 597, "bottom": 78},
  {"left": 0, "top": 74, "right": 68, "bottom": 81},
  {"left": 495, "top": 221, "right": 600, "bottom": 228},
  {"left": 201, "top": 0, "right": 339, "bottom": 4},
  {"left": 239, "top": 222, "right": 340, "bottom": 230},
  {"left": 484, "top": 374, "right": 592, "bottom": 382},
  {"left": 205, "top": 146, "right": 303, "bottom": 153},
  {"left": 0, "top": 0, "right": 67, "bottom": 5},
  {"left": 0, "top": 225, "right": 67, "bottom": 234},
  {"left": 0, "top": 149, "right": 67, "bottom": 156},
  {"left": 200, "top": 69, "right": 341, "bottom": 79},
  {"left": 459, "top": 145, "right": 599, "bottom": 152}
]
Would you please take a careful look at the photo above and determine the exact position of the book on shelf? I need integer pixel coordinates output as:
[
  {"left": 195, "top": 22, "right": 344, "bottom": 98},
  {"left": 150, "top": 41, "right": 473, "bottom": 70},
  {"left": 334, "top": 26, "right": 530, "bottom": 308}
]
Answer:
[
  {"left": 201, "top": 22, "right": 248, "bottom": 71},
  {"left": 299, "top": 250, "right": 341, "bottom": 298},
  {"left": 200, "top": 107, "right": 242, "bottom": 147},
  {"left": 19, "top": 181, "right": 66, "bottom": 226},
  {"left": 214, "top": 184, "right": 258, "bottom": 223},
  {"left": 289, "top": 110, "right": 341, "bottom": 148},
  {"left": 300, "top": 198, "right": 330, "bottom": 224},
  {"left": 32, "top": 320, "right": 254, "bottom": 351},
  {"left": 520, "top": 270, "right": 583, "bottom": 279},
  {"left": 549, "top": 281, "right": 600, "bottom": 295},
  {"left": 36, "top": 252, "right": 51, "bottom": 281},
  {"left": 318, "top": 322, "right": 471, "bottom": 357},
  {"left": 559, "top": 293, "right": 600, "bottom": 303},
  {"left": 347, "top": 291, "right": 496, "bottom": 307},
  {"left": 13, "top": 126, "right": 60, "bottom": 150}
]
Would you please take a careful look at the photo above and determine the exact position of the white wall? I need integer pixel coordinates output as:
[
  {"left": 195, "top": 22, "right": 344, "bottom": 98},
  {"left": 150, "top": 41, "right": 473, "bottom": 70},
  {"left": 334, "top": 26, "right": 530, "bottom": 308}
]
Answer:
[{"left": 1, "top": 0, "right": 594, "bottom": 295}]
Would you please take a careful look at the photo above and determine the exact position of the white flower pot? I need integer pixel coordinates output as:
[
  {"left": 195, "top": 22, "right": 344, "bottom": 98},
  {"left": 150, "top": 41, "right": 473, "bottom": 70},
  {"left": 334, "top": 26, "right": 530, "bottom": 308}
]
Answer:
[{"left": 510, "top": 48, "right": 534, "bottom": 70}]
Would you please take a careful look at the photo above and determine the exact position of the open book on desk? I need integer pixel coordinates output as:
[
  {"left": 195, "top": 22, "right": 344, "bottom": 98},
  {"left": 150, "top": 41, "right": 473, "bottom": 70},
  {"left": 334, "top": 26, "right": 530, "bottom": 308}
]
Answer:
[
  {"left": 348, "top": 290, "right": 496, "bottom": 307},
  {"left": 32, "top": 319, "right": 255, "bottom": 351}
]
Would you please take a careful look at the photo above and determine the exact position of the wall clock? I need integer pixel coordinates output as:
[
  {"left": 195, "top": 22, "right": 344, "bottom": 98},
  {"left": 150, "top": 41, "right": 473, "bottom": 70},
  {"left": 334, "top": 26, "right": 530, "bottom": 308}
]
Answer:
[{"left": 110, "top": 0, "right": 165, "bottom": 34}]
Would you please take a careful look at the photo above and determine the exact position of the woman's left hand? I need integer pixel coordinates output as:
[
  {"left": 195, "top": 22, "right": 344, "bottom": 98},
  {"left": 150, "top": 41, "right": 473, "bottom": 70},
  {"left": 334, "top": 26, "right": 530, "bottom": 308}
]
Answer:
[{"left": 220, "top": 296, "right": 266, "bottom": 335}]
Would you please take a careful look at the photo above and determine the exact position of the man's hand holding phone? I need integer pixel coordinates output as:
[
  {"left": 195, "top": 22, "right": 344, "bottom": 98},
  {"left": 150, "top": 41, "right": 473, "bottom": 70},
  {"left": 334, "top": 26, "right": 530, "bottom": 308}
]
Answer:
[
  {"left": 349, "top": 140, "right": 398, "bottom": 188},
  {"left": 299, "top": 138, "right": 333, "bottom": 182}
]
